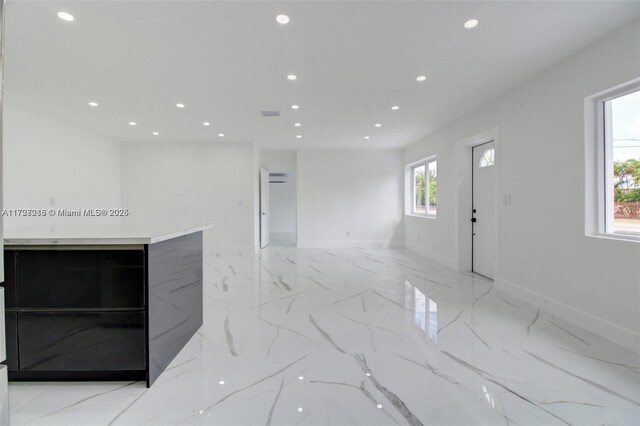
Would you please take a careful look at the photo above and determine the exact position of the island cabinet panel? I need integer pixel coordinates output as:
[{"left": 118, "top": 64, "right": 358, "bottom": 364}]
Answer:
[
  {"left": 16, "top": 250, "right": 144, "bottom": 309},
  {"left": 17, "top": 312, "right": 145, "bottom": 371},
  {"left": 147, "top": 232, "right": 203, "bottom": 386}
]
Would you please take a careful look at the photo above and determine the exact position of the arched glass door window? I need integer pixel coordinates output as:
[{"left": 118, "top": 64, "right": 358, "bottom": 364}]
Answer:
[{"left": 479, "top": 148, "right": 495, "bottom": 168}]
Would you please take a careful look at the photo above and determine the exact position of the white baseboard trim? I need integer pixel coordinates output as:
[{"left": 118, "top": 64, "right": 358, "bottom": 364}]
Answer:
[
  {"left": 495, "top": 278, "right": 640, "bottom": 354},
  {"left": 404, "top": 242, "right": 457, "bottom": 270},
  {"left": 296, "top": 240, "right": 402, "bottom": 249}
]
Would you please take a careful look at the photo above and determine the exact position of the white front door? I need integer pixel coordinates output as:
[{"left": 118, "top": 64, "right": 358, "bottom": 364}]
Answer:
[
  {"left": 472, "top": 141, "right": 495, "bottom": 279},
  {"left": 260, "top": 168, "right": 270, "bottom": 249}
]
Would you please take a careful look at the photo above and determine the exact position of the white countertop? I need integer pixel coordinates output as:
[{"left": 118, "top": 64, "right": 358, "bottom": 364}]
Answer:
[{"left": 3, "top": 224, "right": 212, "bottom": 245}]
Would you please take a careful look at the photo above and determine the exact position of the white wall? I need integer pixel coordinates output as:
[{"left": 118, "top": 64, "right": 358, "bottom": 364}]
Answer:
[
  {"left": 404, "top": 20, "right": 640, "bottom": 351},
  {"left": 121, "top": 141, "right": 258, "bottom": 248},
  {"left": 297, "top": 149, "right": 404, "bottom": 248},
  {"left": 3, "top": 106, "right": 121, "bottom": 227},
  {"left": 261, "top": 150, "right": 297, "bottom": 234}
]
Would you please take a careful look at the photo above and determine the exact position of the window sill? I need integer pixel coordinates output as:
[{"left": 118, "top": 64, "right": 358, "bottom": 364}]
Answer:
[
  {"left": 405, "top": 213, "right": 437, "bottom": 220},
  {"left": 586, "top": 233, "right": 640, "bottom": 243}
]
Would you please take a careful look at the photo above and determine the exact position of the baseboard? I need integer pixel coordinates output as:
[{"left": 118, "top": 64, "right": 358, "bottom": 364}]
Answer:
[
  {"left": 404, "top": 241, "right": 457, "bottom": 270},
  {"left": 296, "top": 240, "right": 402, "bottom": 249},
  {"left": 495, "top": 278, "right": 640, "bottom": 354}
]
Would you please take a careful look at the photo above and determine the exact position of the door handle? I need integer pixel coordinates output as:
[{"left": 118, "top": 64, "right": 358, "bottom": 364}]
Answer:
[{"left": 471, "top": 218, "right": 477, "bottom": 223}]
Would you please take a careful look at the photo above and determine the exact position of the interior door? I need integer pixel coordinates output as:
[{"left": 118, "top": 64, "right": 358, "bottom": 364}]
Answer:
[
  {"left": 260, "top": 168, "right": 270, "bottom": 249},
  {"left": 472, "top": 142, "right": 495, "bottom": 279}
]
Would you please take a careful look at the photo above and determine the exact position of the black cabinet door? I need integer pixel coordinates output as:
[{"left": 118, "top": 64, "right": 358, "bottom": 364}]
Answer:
[
  {"left": 4, "top": 312, "right": 18, "bottom": 372},
  {"left": 3, "top": 251, "right": 17, "bottom": 308},
  {"left": 18, "top": 312, "right": 145, "bottom": 371},
  {"left": 17, "top": 250, "right": 144, "bottom": 309}
]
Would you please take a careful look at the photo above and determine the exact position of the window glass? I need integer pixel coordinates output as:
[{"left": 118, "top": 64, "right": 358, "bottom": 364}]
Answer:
[
  {"left": 428, "top": 161, "right": 437, "bottom": 215},
  {"left": 608, "top": 90, "right": 640, "bottom": 235},
  {"left": 479, "top": 148, "right": 495, "bottom": 168},
  {"left": 413, "top": 165, "right": 426, "bottom": 214}
]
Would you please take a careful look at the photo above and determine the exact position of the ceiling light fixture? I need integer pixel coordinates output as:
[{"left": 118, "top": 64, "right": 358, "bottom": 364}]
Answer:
[
  {"left": 291, "top": 104, "right": 300, "bottom": 110},
  {"left": 416, "top": 75, "right": 427, "bottom": 82},
  {"left": 57, "top": 12, "right": 74, "bottom": 21},
  {"left": 152, "top": 132, "right": 160, "bottom": 136},
  {"left": 391, "top": 105, "right": 399, "bottom": 110},
  {"left": 218, "top": 133, "right": 225, "bottom": 137},
  {"left": 203, "top": 122, "right": 210, "bottom": 126},
  {"left": 176, "top": 103, "right": 185, "bottom": 108},
  {"left": 374, "top": 123, "right": 381, "bottom": 128},
  {"left": 464, "top": 19, "right": 479, "bottom": 29},
  {"left": 287, "top": 74, "right": 297, "bottom": 81},
  {"left": 129, "top": 121, "right": 137, "bottom": 126},
  {"left": 294, "top": 123, "right": 301, "bottom": 127},
  {"left": 88, "top": 102, "right": 98, "bottom": 107},
  {"left": 296, "top": 135, "right": 302, "bottom": 139},
  {"left": 364, "top": 136, "right": 370, "bottom": 140},
  {"left": 276, "top": 14, "right": 290, "bottom": 24}
]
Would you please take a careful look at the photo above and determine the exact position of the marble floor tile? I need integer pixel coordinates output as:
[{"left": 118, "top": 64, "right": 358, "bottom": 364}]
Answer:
[{"left": 8, "top": 247, "right": 640, "bottom": 425}]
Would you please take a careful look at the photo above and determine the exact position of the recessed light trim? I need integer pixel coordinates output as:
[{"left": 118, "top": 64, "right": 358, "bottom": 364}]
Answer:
[
  {"left": 129, "top": 121, "right": 137, "bottom": 126},
  {"left": 294, "top": 123, "right": 301, "bottom": 127},
  {"left": 88, "top": 102, "right": 98, "bottom": 107},
  {"left": 203, "top": 122, "right": 211, "bottom": 126},
  {"left": 291, "top": 104, "right": 300, "bottom": 110},
  {"left": 287, "top": 74, "right": 297, "bottom": 81},
  {"left": 464, "top": 19, "right": 479, "bottom": 29},
  {"left": 276, "top": 14, "right": 290, "bottom": 24},
  {"left": 391, "top": 105, "right": 400, "bottom": 110},
  {"left": 416, "top": 75, "right": 427, "bottom": 82},
  {"left": 374, "top": 123, "right": 381, "bottom": 128},
  {"left": 57, "top": 12, "right": 74, "bottom": 21},
  {"left": 176, "top": 103, "right": 185, "bottom": 108}
]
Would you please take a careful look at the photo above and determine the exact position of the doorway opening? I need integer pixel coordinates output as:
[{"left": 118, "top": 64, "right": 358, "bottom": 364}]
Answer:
[{"left": 268, "top": 171, "right": 297, "bottom": 247}]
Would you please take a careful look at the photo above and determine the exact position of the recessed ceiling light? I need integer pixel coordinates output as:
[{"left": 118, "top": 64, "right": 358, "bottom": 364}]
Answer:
[
  {"left": 464, "top": 19, "right": 479, "bottom": 29},
  {"left": 129, "top": 121, "right": 137, "bottom": 126},
  {"left": 176, "top": 103, "right": 185, "bottom": 108},
  {"left": 298, "top": 376, "right": 304, "bottom": 380},
  {"left": 416, "top": 75, "right": 427, "bottom": 82},
  {"left": 291, "top": 104, "right": 300, "bottom": 110},
  {"left": 152, "top": 132, "right": 160, "bottom": 136},
  {"left": 376, "top": 404, "right": 383, "bottom": 409},
  {"left": 294, "top": 123, "right": 301, "bottom": 127},
  {"left": 364, "top": 136, "right": 370, "bottom": 140},
  {"left": 203, "top": 122, "right": 210, "bottom": 126},
  {"left": 218, "top": 133, "right": 225, "bottom": 137},
  {"left": 57, "top": 12, "right": 74, "bottom": 22},
  {"left": 297, "top": 408, "right": 304, "bottom": 413},
  {"left": 391, "top": 106, "right": 400, "bottom": 110},
  {"left": 218, "top": 380, "right": 225, "bottom": 385},
  {"left": 88, "top": 102, "right": 98, "bottom": 107},
  {"left": 276, "top": 14, "right": 290, "bottom": 24},
  {"left": 296, "top": 135, "right": 302, "bottom": 139},
  {"left": 374, "top": 123, "right": 381, "bottom": 128},
  {"left": 287, "top": 74, "right": 297, "bottom": 81}
]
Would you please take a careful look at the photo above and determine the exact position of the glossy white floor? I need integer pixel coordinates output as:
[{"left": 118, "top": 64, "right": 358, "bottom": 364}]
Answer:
[{"left": 8, "top": 247, "right": 640, "bottom": 425}]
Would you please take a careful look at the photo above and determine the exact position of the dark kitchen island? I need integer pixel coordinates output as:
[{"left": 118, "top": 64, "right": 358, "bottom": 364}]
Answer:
[{"left": 2, "top": 225, "right": 209, "bottom": 387}]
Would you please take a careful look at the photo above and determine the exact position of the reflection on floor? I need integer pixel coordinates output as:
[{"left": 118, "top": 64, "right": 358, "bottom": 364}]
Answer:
[
  {"left": 8, "top": 247, "right": 640, "bottom": 425},
  {"left": 270, "top": 232, "right": 296, "bottom": 247}
]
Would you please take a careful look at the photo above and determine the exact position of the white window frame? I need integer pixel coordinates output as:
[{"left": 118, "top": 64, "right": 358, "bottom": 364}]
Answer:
[
  {"left": 406, "top": 156, "right": 437, "bottom": 218},
  {"left": 586, "top": 79, "right": 640, "bottom": 242}
]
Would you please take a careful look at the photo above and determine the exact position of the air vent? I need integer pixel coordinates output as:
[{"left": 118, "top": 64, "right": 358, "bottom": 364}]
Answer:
[
  {"left": 269, "top": 173, "right": 287, "bottom": 183},
  {"left": 261, "top": 111, "right": 280, "bottom": 117}
]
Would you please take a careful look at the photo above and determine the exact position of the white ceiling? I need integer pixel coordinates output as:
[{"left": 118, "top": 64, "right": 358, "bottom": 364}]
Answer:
[{"left": 4, "top": 0, "right": 640, "bottom": 149}]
